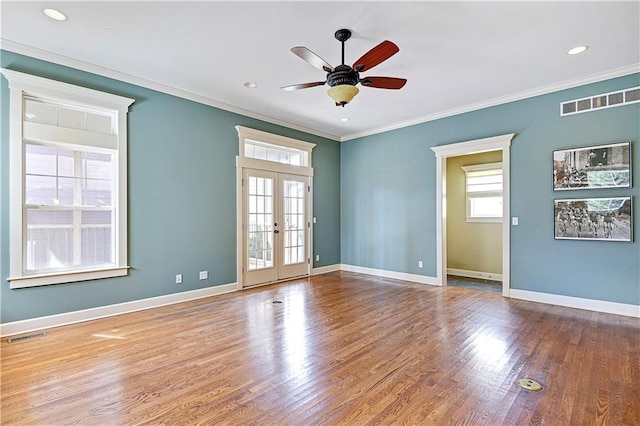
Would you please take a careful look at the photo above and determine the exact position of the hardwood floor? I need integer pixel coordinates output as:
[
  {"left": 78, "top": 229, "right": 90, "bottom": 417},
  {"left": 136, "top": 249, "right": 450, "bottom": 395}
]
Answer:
[{"left": 2, "top": 271, "right": 639, "bottom": 425}]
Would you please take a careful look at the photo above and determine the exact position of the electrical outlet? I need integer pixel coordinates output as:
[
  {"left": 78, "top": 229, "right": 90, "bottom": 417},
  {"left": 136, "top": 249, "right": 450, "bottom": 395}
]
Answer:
[
  {"left": 315, "top": 254, "right": 320, "bottom": 262},
  {"left": 176, "top": 274, "right": 183, "bottom": 284},
  {"left": 199, "top": 270, "right": 208, "bottom": 280},
  {"left": 418, "top": 261, "right": 423, "bottom": 268}
]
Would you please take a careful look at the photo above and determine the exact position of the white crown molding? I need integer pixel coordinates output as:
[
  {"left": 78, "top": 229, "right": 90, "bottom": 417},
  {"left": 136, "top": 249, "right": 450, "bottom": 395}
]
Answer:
[
  {"left": 340, "top": 63, "right": 640, "bottom": 142},
  {"left": 0, "top": 39, "right": 341, "bottom": 142},
  {"left": 0, "top": 283, "right": 237, "bottom": 337},
  {"left": 4, "top": 40, "right": 637, "bottom": 145}
]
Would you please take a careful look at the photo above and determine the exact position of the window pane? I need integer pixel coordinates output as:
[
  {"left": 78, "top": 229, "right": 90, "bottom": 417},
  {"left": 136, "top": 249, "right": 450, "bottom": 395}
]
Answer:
[
  {"left": 470, "top": 196, "right": 503, "bottom": 217},
  {"left": 26, "top": 209, "right": 114, "bottom": 271},
  {"left": 81, "top": 210, "right": 114, "bottom": 266},
  {"left": 244, "top": 140, "right": 308, "bottom": 166},
  {"left": 25, "top": 144, "right": 57, "bottom": 175},
  {"left": 84, "top": 152, "right": 113, "bottom": 180},
  {"left": 25, "top": 175, "right": 57, "bottom": 205},
  {"left": 24, "top": 99, "right": 57, "bottom": 125},
  {"left": 26, "top": 209, "right": 73, "bottom": 270},
  {"left": 57, "top": 149, "right": 75, "bottom": 178},
  {"left": 83, "top": 178, "right": 112, "bottom": 206}
]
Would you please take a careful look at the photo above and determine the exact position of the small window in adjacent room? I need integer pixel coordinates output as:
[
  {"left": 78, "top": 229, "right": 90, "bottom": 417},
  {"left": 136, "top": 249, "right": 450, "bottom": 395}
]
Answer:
[
  {"left": 461, "top": 162, "right": 503, "bottom": 223},
  {"left": 2, "top": 69, "right": 134, "bottom": 288}
]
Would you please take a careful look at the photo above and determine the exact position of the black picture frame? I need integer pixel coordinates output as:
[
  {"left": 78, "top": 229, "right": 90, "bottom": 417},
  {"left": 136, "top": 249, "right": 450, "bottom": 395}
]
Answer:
[
  {"left": 554, "top": 197, "right": 633, "bottom": 241},
  {"left": 553, "top": 141, "right": 631, "bottom": 190}
]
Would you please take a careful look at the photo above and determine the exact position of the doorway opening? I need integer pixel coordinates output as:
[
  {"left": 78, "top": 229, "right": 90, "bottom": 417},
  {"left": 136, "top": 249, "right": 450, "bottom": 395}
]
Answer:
[
  {"left": 432, "top": 133, "right": 514, "bottom": 296},
  {"left": 447, "top": 151, "right": 503, "bottom": 294}
]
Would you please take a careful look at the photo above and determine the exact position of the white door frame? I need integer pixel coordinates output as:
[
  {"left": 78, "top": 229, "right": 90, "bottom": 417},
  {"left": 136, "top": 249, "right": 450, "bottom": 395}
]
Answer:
[{"left": 431, "top": 133, "right": 515, "bottom": 296}]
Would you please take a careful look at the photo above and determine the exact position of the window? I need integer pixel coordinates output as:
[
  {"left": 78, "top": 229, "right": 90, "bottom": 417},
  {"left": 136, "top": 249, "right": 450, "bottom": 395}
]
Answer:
[
  {"left": 2, "top": 69, "right": 134, "bottom": 288},
  {"left": 461, "top": 162, "right": 503, "bottom": 222}
]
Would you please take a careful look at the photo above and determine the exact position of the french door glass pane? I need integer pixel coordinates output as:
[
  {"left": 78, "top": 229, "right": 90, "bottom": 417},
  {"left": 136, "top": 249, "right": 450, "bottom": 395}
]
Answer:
[
  {"left": 283, "top": 179, "right": 305, "bottom": 265},
  {"left": 248, "top": 176, "right": 274, "bottom": 271}
]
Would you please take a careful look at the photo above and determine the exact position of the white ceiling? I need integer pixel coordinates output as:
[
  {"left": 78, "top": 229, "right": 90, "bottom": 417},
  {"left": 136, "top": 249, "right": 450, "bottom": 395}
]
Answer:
[{"left": 1, "top": 1, "right": 639, "bottom": 141}]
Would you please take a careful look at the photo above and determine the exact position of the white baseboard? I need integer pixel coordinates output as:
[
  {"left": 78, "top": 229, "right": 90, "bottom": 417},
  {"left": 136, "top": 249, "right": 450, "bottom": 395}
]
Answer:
[
  {"left": 311, "top": 264, "right": 342, "bottom": 275},
  {"left": 510, "top": 289, "right": 640, "bottom": 318},
  {"left": 0, "top": 283, "right": 237, "bottom": 338},
  {"left": 447, "top": 268, "right": 502, "bottom": 282},
  {"left": 341, "top": 264, "right": 440, "bottom": 286}
]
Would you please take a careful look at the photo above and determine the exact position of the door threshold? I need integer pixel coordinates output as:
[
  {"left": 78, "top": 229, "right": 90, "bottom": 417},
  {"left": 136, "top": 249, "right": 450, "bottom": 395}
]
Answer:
[{"left": 242, "top": 274, "right": 310, "bottom": 290}]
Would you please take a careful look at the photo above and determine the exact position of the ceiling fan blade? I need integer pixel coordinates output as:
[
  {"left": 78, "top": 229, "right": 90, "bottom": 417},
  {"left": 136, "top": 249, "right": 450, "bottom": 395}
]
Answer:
[
  {"left": 352, "top": 40, "right": 399, "bottom": 72},
  {"left": 281, "top": 81, "right": 326, "bottom": 91},
  {"left": 291, "top": 47, "right": 334, "bottom": 72},
  {"left": 360, "top": 77, "right": 407, "bottom": 89}
]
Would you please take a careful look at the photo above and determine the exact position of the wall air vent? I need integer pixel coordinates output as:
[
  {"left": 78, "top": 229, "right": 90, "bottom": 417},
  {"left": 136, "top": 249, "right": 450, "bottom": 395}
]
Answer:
[{"left": 561, "top": 86, "right": 640, "bottom": 116}]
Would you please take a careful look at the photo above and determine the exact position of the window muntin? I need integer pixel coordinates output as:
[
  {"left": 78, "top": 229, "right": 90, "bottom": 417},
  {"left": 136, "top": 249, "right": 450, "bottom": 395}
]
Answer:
[{"left": 462, "top": 163, "right": 503, "bottom": 222}]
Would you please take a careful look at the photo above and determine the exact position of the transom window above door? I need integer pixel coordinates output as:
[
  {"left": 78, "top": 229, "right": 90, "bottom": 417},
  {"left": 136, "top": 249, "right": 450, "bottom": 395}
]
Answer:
[
  {"left": 236, "top": 126, "right": 315, "bottom": 174},
  {"left": 244, "top": 139, "right": 308, "bottom": 166}
]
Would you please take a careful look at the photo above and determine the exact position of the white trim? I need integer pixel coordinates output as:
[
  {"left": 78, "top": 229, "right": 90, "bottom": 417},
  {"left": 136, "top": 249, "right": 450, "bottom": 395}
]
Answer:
[
  {"left": 236, "top": 126, "right": 316, "bottom": 153},
  {"left": 0, "top": 40, "right": 340, "bottom": 142},
  {"left": 447, "top": 268, "right": 503, "bottom": 282},
  {"left": 237, "top": 156, "right": 314, "bottom": 177},
  {"left": 432, "top": 133, "right": 514, "bottom": 297},
  {"left": 312, "top": 264, "right": 342, "bottom": 275},
  {"left": 0, "top": 283, "right": 238, "bottom": 338},
  {"left": 9, "top": 266, "right": 130, "bottom": 289},
  {"left": 510, "top": 289, "right": 640, "bottom": 318},
  {"left": 341, "top": 264, "right": 440, "bottom": 286},
  {"left": 341, "top": 64, "right": 640, "bottom": 141}
]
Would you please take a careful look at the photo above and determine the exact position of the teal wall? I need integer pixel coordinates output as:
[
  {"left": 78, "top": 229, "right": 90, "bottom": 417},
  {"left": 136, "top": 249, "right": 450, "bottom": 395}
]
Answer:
[
  {"left": 341, "top": 73, "right": 640, "bottom": 305},
  {"left": 1, "top": 49, "right": 638, "bottom": 324},
  {"left": 0, "top": 51, "right": 341, "bottom": 323}
]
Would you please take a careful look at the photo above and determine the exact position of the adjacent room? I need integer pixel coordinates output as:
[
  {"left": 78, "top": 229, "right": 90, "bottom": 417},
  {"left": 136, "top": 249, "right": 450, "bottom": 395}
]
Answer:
[{"left": 1, "top": 2, "right": 639, "bottom": 424}]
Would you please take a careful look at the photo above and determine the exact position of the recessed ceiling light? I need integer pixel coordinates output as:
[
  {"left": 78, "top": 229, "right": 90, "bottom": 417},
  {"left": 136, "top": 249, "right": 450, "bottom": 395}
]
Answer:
[
  {"left": 339, "top": 117, "right": 349, "bottom": 122},
  {"left": 244, "top": 82, "right": 257, "bottom": 89},
  {"left": 43, "top": 8, "right": 68, "bottom": 21},
  {"left": 567, "top": 45, "right": 588, "bottom": 55}
]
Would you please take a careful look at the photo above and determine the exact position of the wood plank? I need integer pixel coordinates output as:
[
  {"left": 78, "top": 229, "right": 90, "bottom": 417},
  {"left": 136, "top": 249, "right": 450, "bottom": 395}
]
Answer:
[{"left": 1, "top": 271, "right": 639, "bottom": 425}]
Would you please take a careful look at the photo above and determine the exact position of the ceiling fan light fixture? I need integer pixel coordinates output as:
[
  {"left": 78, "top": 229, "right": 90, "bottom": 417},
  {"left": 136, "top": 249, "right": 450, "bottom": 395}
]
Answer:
[{"left": 328, "top": 84, "right": 359, "bottom": 107}]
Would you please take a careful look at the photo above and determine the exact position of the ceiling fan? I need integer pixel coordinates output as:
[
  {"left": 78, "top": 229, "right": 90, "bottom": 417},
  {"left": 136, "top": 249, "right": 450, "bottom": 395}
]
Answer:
[{"left": 282, "top": 29, "right": 407, "bottom": 107}]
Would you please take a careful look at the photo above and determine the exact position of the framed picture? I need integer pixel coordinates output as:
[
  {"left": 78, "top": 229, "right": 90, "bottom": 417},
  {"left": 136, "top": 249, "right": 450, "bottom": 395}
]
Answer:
[
  {"left": 553, "top": 141, "right": 631, "bottom": 190},
  {"left": 554, "top": 197, "right": 633, "bottom": 241}
]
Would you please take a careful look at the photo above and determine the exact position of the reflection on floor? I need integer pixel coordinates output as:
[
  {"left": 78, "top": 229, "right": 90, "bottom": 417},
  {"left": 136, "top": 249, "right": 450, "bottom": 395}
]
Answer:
[{"left": 447, "top": 275, "right": 502, "bottom": 294}]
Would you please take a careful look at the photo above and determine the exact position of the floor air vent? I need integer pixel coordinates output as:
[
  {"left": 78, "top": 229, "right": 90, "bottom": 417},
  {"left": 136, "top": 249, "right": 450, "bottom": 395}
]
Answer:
[
  {"left": 7, "top": 332, "right": 46, "bottom": 343},
  {"left": 561, "top": 86, "right": 640, "bottom": 116}
]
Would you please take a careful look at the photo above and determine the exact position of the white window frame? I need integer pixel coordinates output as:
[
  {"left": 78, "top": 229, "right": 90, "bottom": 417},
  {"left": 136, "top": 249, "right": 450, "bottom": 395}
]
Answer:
[
  {"left": 2, "top": 69, "right": 134, "bottom": 288},
  {"left": 461, "top": 162, "right": 503, "bottom": 223}
]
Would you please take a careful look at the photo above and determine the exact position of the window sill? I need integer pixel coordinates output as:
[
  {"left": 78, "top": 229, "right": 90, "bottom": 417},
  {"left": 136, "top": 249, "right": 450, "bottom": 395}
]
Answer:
[
  {"left": 8, "top": 266, "right": 130, "bottom": 289},
  {"left": 466, "top": 217, "right": 503, "bottom": 223}
]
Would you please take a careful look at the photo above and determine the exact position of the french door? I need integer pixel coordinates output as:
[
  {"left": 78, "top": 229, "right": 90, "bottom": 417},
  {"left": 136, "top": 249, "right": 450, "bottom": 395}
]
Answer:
[{"left": 243, "top": 169, "right": 310, "bottom": 287}]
